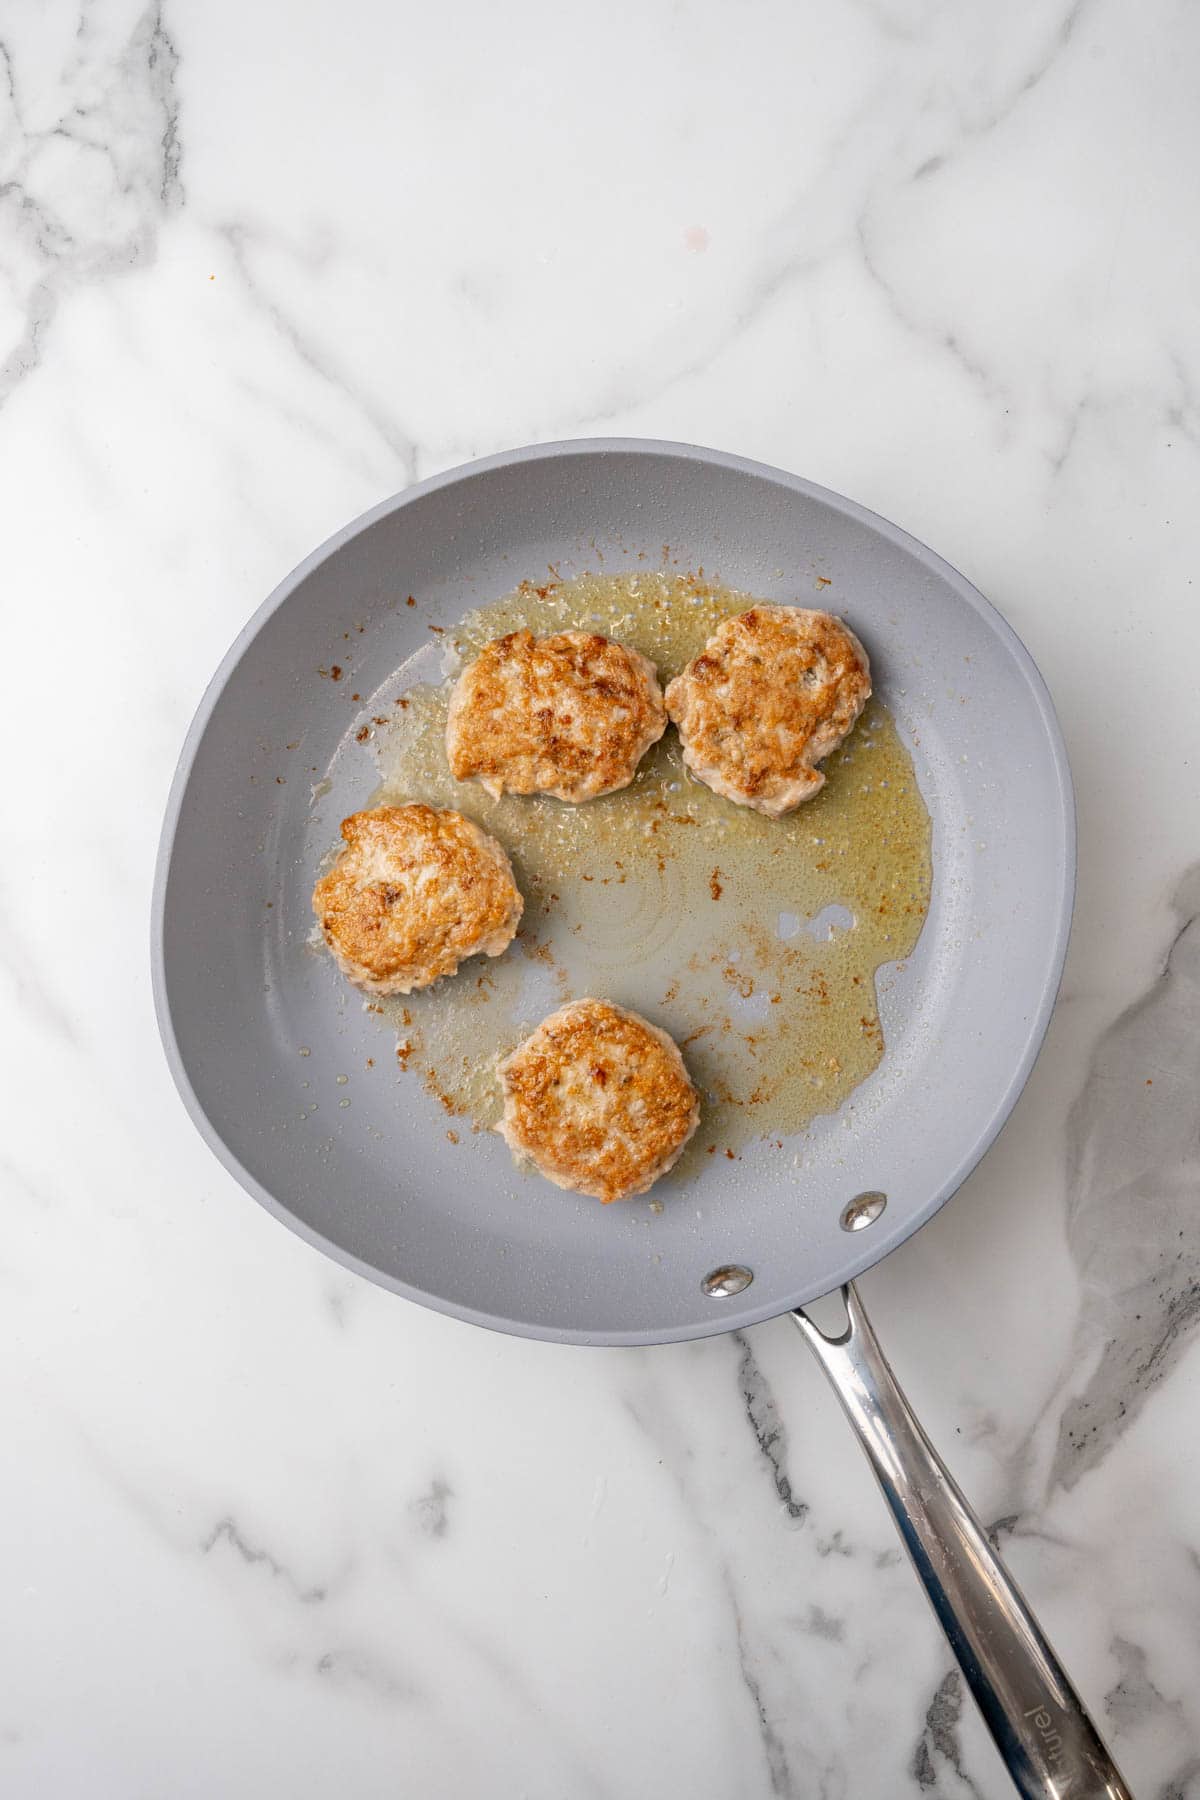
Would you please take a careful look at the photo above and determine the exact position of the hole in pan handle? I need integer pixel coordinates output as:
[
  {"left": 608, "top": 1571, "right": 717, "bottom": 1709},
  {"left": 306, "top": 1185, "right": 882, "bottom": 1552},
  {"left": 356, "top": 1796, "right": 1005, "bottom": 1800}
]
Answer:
[{"left": 793, "top": 1283, "right": 1131, "bottom": 1800}]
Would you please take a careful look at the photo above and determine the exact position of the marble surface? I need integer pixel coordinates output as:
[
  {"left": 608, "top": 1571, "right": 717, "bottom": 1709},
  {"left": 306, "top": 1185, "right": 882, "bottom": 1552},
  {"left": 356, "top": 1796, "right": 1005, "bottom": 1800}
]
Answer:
[{"left": 3, "top": 1, "right": 1199, "bottom": 1794}]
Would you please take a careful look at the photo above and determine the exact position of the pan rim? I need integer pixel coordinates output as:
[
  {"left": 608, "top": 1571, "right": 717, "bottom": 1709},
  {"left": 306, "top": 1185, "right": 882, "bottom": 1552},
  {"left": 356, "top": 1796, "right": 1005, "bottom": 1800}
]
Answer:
[{"left": 151, "top": 437, "right": 1075, "bottom": 1346}]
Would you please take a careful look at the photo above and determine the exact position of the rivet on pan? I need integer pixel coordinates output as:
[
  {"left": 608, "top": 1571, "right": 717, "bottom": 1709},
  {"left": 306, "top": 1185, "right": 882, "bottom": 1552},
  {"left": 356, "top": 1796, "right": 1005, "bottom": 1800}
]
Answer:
[
  {"left": 701, "top": 1264, "right": 754, "bottom": 1298},
  {"left": 840, "top": 1191, "right": 887, "bottom": 1232}
]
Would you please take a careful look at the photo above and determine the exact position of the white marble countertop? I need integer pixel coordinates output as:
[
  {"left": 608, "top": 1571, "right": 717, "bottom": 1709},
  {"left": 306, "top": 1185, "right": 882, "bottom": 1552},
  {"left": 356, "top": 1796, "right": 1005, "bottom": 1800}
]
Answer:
[{"left": 4, "top": 2, "right": 1199, "bottom": 1795}]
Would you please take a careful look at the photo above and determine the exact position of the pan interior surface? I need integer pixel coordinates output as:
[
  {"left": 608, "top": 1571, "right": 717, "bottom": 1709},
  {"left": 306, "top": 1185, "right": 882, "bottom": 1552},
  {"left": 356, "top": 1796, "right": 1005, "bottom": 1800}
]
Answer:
[{"left": 154, "top": 442, "right": 1073, "bottom": 1344}]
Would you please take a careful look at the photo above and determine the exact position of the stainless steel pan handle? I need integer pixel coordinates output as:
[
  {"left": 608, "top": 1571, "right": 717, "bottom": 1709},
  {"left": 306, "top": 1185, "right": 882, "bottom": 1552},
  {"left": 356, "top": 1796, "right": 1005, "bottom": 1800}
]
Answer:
[{"left": 793, "top": 1284, "right": 1132, "bottom": 1800}]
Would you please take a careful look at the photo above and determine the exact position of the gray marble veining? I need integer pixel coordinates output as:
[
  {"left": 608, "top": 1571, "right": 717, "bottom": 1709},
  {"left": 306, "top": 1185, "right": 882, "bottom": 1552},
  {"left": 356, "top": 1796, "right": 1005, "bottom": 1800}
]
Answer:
[{"left": 1052, "top": 868, "right": 1200, "bottom": 1491}]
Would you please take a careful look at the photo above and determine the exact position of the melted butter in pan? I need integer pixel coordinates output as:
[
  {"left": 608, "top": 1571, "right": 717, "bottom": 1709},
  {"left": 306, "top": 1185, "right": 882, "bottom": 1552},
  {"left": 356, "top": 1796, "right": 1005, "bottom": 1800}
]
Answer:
[{"left": 367, "top": 570, "right": 932, "bottom": 1154}]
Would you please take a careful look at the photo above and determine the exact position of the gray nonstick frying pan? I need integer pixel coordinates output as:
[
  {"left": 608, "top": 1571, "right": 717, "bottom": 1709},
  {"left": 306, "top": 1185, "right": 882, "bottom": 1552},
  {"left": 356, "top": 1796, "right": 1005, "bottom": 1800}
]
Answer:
[{"left": 153, "top": 441, "right": 1129, "bottom": 1798}]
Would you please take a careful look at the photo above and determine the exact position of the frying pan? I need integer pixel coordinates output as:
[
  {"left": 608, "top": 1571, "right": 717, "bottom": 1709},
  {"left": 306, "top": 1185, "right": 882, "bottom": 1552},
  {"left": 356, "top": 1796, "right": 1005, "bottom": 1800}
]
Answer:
[{"left": 153, "top": 440, "right": 1129, "bottom": 1798}]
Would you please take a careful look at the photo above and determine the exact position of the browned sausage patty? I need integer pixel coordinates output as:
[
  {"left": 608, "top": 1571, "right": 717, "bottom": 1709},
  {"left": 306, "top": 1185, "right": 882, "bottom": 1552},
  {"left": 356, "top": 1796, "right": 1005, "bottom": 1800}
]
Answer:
[
  {"left": 665, "top": 606, "right": 871, "bottom": 816},
  {"left": 313, "top": 804, "right": 522, "bottom": 995},
  {"left": 497, "top": 998, "right": 700, "bottom": 1202},
  {"left": 446, "top": 630, "right": 666, "bottom": 802}
]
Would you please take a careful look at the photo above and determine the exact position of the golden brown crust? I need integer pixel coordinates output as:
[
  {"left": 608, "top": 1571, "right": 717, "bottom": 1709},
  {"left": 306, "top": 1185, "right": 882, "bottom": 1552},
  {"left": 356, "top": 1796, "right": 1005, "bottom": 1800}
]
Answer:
[
  {"left": 446, "top": 630, "right": 667, "bottom": 803},
  {"left": 497, "top": 998, "right": 700, "bottom": 1203},
  {"left": 312, "top": 804, "right": 522, "bottom": 995},
  {"left": 664, "top": 607, "right": 871, "bottom": 817}
]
